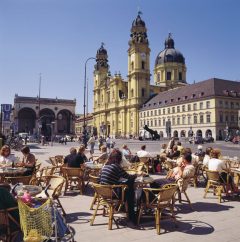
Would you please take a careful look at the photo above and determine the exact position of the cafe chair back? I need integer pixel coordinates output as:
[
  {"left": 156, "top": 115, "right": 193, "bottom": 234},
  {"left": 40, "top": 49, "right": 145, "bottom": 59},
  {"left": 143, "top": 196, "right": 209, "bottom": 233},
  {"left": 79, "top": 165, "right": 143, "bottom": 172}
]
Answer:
[
  {"left": 90, "top": 183, "right": 128, "bottom": 230},
  {"left": 0, "top": 206, "right": 21, "bottom": 242},
  {"left": 203, "top": 170, "right": 224, "bottom": 203},
  {"left": 138, "top": 184, "right": 178, "bottom": 235},
  {"left": 61, "top": 167, "right": 85, "bottom": 194}
]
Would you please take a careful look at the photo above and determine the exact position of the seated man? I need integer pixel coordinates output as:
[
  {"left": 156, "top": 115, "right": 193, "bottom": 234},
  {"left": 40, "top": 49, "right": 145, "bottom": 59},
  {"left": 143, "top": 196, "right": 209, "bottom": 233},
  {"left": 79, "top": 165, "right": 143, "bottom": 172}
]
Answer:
[
  {"left": 152, "top": 153, "right": 195, "bottom": 188},
  {"left": 64, "top": 147, "right": 77, "bottom": 166},
  {"left": 93, "top": 146, "right": 108, "bottom": 164},
  {"left": 68, "top": 145, "right": 88, "bottom": 168},
  {"left": 167, "top": 145, "right": 180, "bottom": 160}
]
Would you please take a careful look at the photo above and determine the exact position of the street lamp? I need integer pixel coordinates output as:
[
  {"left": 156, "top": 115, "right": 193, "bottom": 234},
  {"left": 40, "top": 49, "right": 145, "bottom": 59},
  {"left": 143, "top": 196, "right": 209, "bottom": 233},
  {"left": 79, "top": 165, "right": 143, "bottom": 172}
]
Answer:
[
  {"left": 51, "top": 121, "right": 55, "bottom": 146},
  {"left": 83, "top": 57, "right": 96, "bottom": 147}
]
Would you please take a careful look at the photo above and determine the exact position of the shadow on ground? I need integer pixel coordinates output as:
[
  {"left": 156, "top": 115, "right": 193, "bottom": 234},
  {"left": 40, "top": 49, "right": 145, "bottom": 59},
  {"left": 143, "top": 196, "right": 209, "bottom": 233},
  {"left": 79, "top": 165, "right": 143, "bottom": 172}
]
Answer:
[{"left": 66, "top": 212, "right": 92, "bottom": 224}]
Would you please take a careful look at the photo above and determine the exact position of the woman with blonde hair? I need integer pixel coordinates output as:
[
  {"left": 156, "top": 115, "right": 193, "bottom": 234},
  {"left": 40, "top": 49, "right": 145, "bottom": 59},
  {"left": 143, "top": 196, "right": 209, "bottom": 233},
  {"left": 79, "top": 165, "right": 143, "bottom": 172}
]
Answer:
[{"left": 0, "top": 145, "right": 17, "bottom": 167}]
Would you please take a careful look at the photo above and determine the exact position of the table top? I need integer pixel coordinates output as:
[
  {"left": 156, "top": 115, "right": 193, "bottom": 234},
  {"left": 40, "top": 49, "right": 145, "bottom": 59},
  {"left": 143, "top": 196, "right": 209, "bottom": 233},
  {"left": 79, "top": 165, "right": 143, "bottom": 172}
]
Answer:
[
  {"left": 16, "top": 185, "right": 42, "bottom": 196},
  {"left": 0, "top": 167, "right": 28, "bottom": 175},
  {"left": 85, "top": 162, "right": 103, "bottom": 169}
]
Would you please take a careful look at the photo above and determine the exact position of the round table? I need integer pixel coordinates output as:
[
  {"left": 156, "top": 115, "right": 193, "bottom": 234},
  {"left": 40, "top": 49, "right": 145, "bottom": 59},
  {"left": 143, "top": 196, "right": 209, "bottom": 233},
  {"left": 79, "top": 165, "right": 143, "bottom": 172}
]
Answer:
[{"left": 0, "top": 167, "right": 28, "bottom": 176}]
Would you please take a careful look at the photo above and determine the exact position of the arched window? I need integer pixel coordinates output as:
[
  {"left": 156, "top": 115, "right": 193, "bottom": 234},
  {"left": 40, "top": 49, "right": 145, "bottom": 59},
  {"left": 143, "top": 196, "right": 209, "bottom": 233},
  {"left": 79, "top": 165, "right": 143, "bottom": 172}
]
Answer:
[
  {"left": 141, "top": 61, "right": 145, "bottom": 70},
  {"left": 131, "top": 61, "right": 134, "bottom": 70}
]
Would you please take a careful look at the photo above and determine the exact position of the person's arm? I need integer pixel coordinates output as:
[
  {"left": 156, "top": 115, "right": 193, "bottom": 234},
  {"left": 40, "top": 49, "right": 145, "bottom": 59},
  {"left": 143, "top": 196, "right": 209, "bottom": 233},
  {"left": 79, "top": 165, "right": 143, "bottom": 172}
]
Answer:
[{"left": 24, "top": 154, "right": 36, "bottom": 168}]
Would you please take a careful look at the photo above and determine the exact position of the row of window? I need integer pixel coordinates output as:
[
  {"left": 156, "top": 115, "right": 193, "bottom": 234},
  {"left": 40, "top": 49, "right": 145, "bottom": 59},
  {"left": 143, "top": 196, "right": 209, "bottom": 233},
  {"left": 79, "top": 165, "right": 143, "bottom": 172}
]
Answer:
[
  {"left": 141, "top": 101, "right": 211, "bottom": 117},
  {"left": 140, "top": 114, "right": 211, "bottom": 127},
  {"left": 219, "top": 100, "right": 240, "bottom": 109},
  {"left": 219, "top": 113, "right": 238, "bottom": 123},
  {"left": 157, "top": 71, "right": 183, "bottom": 82}
]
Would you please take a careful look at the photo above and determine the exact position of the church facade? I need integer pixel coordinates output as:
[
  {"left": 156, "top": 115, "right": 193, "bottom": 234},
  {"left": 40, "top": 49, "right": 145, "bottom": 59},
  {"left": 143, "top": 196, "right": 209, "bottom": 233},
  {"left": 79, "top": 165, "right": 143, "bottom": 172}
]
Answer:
[{"left": 93, "top": 13, "right": 187, "bottom": 137}]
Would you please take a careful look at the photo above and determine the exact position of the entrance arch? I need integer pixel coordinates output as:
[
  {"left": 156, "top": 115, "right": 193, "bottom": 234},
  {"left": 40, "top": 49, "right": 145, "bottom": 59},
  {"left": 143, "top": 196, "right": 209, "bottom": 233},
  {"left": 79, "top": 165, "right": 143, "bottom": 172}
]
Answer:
[
  {"left": 18, "top": 108, "right": 36, "bottom": 134},
  {"left": 39, "top": 109, "right": 55, "bottom": 139},
  {"left": 180, "top": 130, "right": 186, "bottom": 137},
  {"left": 173, "top": 130, "right": 178, "bottom": 138},
  {"left": 196, "top": 129, "right": 202, "bottom": 137},
  {"left": 57, "top": 109, "right": 73, "bottom": 134},
  {"left": 205, "top": 129, "right": 212, "bottom": 137}
]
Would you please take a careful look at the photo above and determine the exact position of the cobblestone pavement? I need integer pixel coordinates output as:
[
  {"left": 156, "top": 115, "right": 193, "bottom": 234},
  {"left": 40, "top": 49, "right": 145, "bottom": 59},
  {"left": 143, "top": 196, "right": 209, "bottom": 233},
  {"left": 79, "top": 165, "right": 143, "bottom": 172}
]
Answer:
[{"left": 12, "top": 140, "right": 240, "bottom": 242}]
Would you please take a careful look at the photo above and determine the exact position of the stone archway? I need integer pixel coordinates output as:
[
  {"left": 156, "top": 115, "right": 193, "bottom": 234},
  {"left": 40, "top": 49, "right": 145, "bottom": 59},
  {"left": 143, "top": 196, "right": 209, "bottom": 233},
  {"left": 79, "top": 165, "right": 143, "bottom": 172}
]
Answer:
[
  {"left": 196, "top": 129, "right": 203, "bottom": 137},
  {"left": 18, "top": 108, "right": 36, "bottom": 134},
  {"left": 173, "top": 130, "right": 178, "bottom": 138},
  {"left": 39, "top": 109, "right": 55, "bottom": 139},
  {"left": 180, "top": 130, "right": 186, "bottom": 137},
  {"left": 205, "top": 129, "right": 212, "bottom": 137},
  {"left": 57, "top": 109, "right": 73, "bottom": 134}
]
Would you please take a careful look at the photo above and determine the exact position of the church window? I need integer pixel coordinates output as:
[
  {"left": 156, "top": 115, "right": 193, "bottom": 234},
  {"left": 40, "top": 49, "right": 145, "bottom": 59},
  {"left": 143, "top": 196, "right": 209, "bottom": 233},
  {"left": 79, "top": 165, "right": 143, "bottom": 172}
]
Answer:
[
  {"left": 179, "top": 72, "right": 182, "bottom": 80},
  {"left": 141, "top": 61, "right": 145, "bottom": 70},
  {"left": 131, "top": 61, "right": 134, "bottom": 70},
  {"left": 142, "top": 88, "right": 145, "bottom": 97},
  {"left": 167, "top": 72, "right": 171, "bottom": 80}
]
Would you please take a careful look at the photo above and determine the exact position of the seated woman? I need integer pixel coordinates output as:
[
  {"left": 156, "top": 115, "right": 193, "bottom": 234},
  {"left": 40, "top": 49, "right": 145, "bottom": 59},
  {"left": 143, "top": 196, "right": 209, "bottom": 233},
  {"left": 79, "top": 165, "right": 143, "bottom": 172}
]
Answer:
[
  {"left": 122, "top": 144, "right": 132, "bottom": 160},
  {"left": 208, "top": 149, "right": 237, "bottom": 193},
  {"left": 93, "top": 146, "right": 108, "bottom": 164},
  {"left": 0, "top": 145, "right": 17, "bottom": 167},
  {"left": 166, "top": 145, "right": 180, "bottom": 160},
  {"left": 99, "top": 149, "right": 141, "bottom": 223},
  {"left": 17, "top": 146, "right": 36, "bottom": 176}
]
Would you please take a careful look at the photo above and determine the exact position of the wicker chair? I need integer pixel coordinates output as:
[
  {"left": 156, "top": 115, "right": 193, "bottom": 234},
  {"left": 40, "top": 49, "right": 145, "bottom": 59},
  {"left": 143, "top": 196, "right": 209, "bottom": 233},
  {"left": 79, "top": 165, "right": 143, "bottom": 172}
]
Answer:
[
  {"left": 203, "top": 170, "right": 224, "bottom": 203},
  {"left": 90, "top": 183, "right": 128, "bottom": 230},
  {"left": 0, "top": 206, "right": 21, "bottom": 242},
  {"left": 174, "top": 177, "right": 193, "bottom": 210},
  {"left": 62, "top": 167, "right": 85, "bottom": 194},
  {"left": 89, "top": 174, "right": 100, "bottom": 210},
  {"left": 32, "top": 175, "right": 66, "bottom": 216},
  {"left": 137, "top": 184, "right": 178, "bottom": 235}
]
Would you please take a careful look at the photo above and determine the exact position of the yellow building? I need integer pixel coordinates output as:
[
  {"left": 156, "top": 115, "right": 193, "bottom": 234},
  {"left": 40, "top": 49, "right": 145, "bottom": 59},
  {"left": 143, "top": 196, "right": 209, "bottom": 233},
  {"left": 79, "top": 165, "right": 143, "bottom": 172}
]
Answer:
[
  {"left": 139, "top": 78, "right": 240, "bottom": 140},
  {"left": 93, "top": 13, "right": 186, "bottom": 137}
]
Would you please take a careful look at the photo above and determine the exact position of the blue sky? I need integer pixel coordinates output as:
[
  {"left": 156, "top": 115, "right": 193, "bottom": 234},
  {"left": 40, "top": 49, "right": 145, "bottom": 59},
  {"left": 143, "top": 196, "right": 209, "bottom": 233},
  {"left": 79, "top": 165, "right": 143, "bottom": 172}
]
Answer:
[{"left": 1, "top": 0, "right": 240, "bottom": 114}]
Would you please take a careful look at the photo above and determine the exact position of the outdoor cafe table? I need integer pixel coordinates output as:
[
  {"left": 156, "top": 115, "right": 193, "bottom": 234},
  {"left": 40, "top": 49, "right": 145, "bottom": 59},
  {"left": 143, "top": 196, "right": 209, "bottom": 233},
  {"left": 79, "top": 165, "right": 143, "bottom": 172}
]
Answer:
[
  {"left": 0, "top": 167, "right": 28, "bottom": 183},
  {"left": 85, "top": 162, "right": 103, "bottom": 170}
]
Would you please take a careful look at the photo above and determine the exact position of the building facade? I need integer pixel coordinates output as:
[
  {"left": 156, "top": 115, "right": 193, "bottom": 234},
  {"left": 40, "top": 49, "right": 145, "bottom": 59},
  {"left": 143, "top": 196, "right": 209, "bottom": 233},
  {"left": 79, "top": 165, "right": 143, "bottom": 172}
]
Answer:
[
  {"left": 139, "top": 78, "right": 240, "bottom": 140},
  {"left": 75, "top": 114, "right": 94, "bottom": 137},
  {"left": 93, "top": 13, "right": 187, "bottom": 138},
  {"left": 14, "top": 95, "right": 76, "bottom": 137}
]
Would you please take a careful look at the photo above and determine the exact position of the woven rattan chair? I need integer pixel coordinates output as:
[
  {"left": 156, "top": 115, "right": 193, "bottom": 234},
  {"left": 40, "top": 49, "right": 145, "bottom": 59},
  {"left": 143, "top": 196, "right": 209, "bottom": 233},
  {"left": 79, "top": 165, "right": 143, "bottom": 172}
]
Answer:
[
  {"left": 62, "top": 167, "right": 85, "bottom": 194},
  {"left": 174, "top": 177, "right": 193, "bottom": 209},
  {"left": 0, "top": 206, "right": 21, "bottom": 242},
  {"left": 32, "top": 175, "right": 66, "bottom": 216},
  {"left": 90, "top": 183, "right": 128, "bottom": 230},
  {"left": 89, "top": 174, "right": 100, "bottom": 210},
  {"left": 137, "top": 184, "right": 178, "bottom": 235},
  {"left": 203, "top": 170, "right": 224, "bottom": 203}
]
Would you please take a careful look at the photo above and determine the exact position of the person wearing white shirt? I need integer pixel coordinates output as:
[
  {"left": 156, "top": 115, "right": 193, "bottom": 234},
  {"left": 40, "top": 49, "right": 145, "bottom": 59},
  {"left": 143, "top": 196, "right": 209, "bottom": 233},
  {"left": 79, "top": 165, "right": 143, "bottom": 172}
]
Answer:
[
  {"left": 136, "top": 145, "right": 152, "bottom": 158},
  {"left": 203, "top": 147, "right": 213, "bottom": 167},
  {"left": 0, "top": 145, "right": 17, "bottom": 167}
]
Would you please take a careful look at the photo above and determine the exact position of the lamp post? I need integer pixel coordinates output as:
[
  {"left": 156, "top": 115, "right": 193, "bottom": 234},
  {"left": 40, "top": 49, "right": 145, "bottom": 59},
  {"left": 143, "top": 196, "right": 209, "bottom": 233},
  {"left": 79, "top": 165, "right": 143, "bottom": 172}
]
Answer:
[
  {"left": 51, "top": 121, "right": 55, "bottom": 146},
  {"left": 83, "top": 57, "right": 96, "bottom": 147}
]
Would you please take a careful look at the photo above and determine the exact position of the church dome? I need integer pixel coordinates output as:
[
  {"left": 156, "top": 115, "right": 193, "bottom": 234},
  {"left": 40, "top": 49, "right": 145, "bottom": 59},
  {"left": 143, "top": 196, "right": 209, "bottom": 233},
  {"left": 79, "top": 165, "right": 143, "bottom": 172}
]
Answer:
[{"left": 155, "top": 33, "right": 185, "bottom": 65}]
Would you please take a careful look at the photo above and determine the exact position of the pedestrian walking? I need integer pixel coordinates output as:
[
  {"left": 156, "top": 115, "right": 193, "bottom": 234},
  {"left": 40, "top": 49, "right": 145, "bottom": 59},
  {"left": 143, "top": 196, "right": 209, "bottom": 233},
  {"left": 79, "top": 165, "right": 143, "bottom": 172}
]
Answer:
[{"left": 88, "top": 135, "right": 95, "bottom": 155}]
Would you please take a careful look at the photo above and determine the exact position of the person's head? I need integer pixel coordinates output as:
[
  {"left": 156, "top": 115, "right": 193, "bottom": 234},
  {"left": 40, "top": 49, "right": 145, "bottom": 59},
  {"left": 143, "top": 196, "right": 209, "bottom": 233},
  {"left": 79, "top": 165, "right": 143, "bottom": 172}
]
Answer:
[
  {"left": 106, "top": 148, "right": 122, "bottom": 165},
  {"left": 161, "top": 144, "right": 167, "bottom": 149},
  {"left": 197, "top": 145, "right": 203, "bottom": 150},
  {"left": 173, "top": 145, "right": 178, "bottom": 151},
  {"left": 70, "top": 147, "right": 77, "bottom": 155},
  {"left": 122, "top": 144, "right": 128, "bottom": 149},
  {"left": 210, "top": 149, "right": 221, "bottom": 159},
  {"left": 21, "top": 146, "right": 30, "bottom": 155},
  {"left": 141, "top": 145, "right": 146, "bottom": 151},
  {"left": 177, "top": 141, "right": 182, "bottom": 146},
  {"left": 100, "top": 145, "right": 107, "bottom": 153},
  {"left": 185, "top": 147, "right": 192, "bottom": 155},
  {"left": 0, "top": 145, "right": 11, "bottom": 157},
  {"left": 205, "top": 147, "right": 213, "bottom": 156},
  {"left": 183, "top": 153, "right": 192, "bottom": 164},
  {"left": 78, "top": 144, "right": 85, "bottom": 154}
]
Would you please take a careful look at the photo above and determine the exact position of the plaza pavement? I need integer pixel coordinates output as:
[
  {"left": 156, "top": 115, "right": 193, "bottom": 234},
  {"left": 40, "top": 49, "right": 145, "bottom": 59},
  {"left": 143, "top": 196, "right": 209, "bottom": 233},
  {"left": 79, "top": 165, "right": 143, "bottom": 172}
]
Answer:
[{"left": 12, "top": 140, "right": 240, "bottom": 242}]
